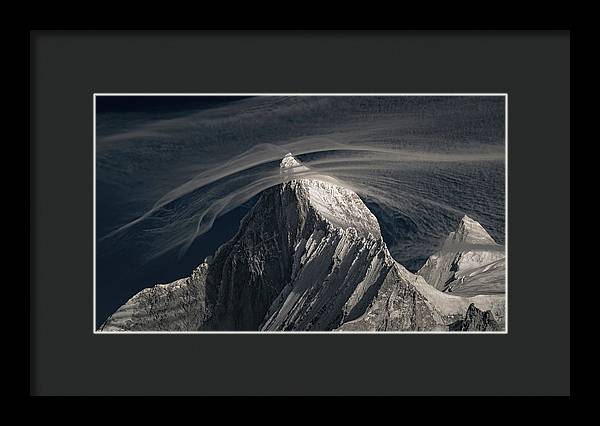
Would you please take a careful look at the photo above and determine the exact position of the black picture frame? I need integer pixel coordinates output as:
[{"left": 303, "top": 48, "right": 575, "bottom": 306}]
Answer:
[{"left": 30, "top": 30, "right": 571, "bottom": 396}]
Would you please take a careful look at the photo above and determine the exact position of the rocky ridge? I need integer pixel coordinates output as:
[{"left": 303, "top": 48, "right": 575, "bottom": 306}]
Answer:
[{"left": 100, "top": 155, "right": 505, "bottom": 332}]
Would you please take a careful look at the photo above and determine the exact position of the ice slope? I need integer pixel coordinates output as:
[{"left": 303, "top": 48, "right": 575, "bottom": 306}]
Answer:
[{"left": 417, "top": 215, "right": 505, "bottom": 295}]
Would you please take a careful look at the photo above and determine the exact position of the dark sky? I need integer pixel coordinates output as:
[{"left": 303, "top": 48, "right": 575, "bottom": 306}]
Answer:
[
  {"left": 96, "top": 95, "right": 250, "bottom": 114},
  {"left": 96, "top": 96, "right": 253, "bottom": 327}
]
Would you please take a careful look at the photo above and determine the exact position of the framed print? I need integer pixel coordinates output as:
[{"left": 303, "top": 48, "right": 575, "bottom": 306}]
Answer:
[{"left": 30, "top": 30, "right": 570, "bottom": 396}]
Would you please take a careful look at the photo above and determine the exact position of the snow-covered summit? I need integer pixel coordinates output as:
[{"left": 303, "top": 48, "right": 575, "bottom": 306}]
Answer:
[
  {"left": 280, "top": 152, "right": 302, "bottom": 169},
  {"left": 279, "top": 154, "right": 381, "bottom": 239},
  {"left": 449, "top": 215, "right": 497, "bottom": 245},
  {"left": 418, "top": 215, "right": 505, "bottom": 294}
]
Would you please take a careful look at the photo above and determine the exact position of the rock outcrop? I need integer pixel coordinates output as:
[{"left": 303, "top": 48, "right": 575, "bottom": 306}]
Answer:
[
  {"left": 98, "top": 263, "right": 209, "bottom": 332},
  {"left": 449, "top": 303, "right": 501, "bottom": 331}
]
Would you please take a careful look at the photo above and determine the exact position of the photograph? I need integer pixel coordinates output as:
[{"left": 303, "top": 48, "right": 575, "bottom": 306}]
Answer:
[{"left": 94, "top": 94, "right": 507, "bottom": 333}]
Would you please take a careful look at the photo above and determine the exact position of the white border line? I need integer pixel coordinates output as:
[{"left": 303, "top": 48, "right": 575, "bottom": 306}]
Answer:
[
  {"left": 93, "top": 95, "right": 97, "bottom": 334},
  {"left": 504, "top": 94, "right": 509, "bottom": 334},
  {"left": 93, "top": 93, "right": 508, "bottom": 335}
]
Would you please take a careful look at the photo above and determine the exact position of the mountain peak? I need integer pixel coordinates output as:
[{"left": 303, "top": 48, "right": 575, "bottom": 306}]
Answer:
[
  {"left": 280, "top": 153, "right": 310, "bottom": 177},
  {"left": 296, "top": 178, "right": 382, "bottom": 238},
  {"left": 280, "top": 153, "right": 301, "bottom": 169},
  {"left": 276, "top": 153, "right": 382, "bottom": 238},
  {"left": 452, "top": 215, "right": 496, "bottom": 245},
  {"left": 417, "top": 214, "right": 504, "bottom": 293},
  {"left": 460, "top": 214, "right": 475, "bottom": 224}
]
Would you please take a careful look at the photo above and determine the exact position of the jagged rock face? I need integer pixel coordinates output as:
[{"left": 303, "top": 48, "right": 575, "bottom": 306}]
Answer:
[
  {"left": 204, "top": 168, "right": 398, "bottom": 331},
  {"left": 98, "top": 182, "right": 302, "bottom": 332},
  {"left": 417, "top": 215, "right": 505, "bottom": 295},
  {"left": 261, "top": 227, "right": 393, "bottom": 330},
  {"left": 336, "top": 264, "right": 445, "bottom": 331},
  {"left": 99, "top": 155, "right": 506, "bottom": 332},
  {"left": 98, "top": 264, "right": 209, "bottom": 332},
  {"left": 199, "top": 184, "right": 301, "bottom": 330},
  {"left": 449, "top": 303, "right": 501, "bottom": 331}
]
